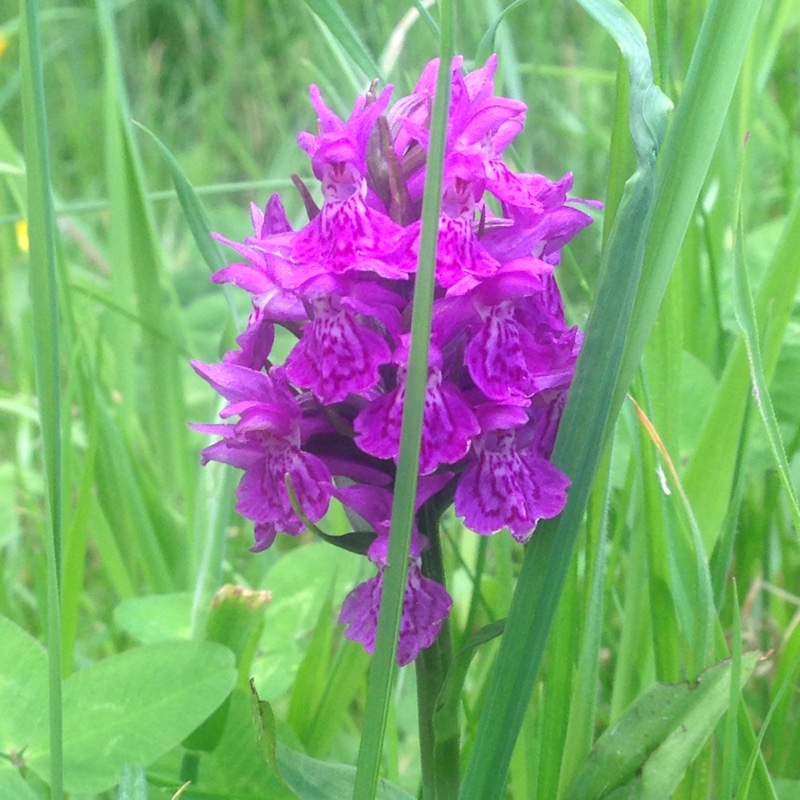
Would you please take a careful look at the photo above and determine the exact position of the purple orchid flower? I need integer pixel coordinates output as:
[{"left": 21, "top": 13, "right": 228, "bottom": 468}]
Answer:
[
  {"left": 191, "top": 54, "right": 596, "bottom": 665},
  {"left": 335, "top": 476, "right": 453, "bottom": 666}
]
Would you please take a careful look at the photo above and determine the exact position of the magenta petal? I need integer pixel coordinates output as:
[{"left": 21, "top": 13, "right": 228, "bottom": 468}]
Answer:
[
  {"left": 397, "top": 564, "right": 453, "bottom": 666},
  {"left": 223, "top": 307, "right": 275, "bottom": 371},
  {"left": 289, "top": 187, "right": 405, "bottom": 281},
  {"left": 338, "top": 561, "right": 452, "bottom": 666},
  {"left": 235, "top": 443, "right": 332, "bottom": 535},
  {"left": 465, "top": 302, "right": 531, "bottom": 402},
  {"left": 454, "top": 429, "right": 570, "bottom": 541},
  {"left": 338, "top": 574, "right": 381, "bottom": 654},
  {"left": 285, "top": 296, "right": 392, "bottom": 404},
  {"left": 352, "top": 391, "right": 402, "bottom": 462},
  {"left": 420, "top": 381, "right": 480, "bottom": 474},
  {"left": 436, "top": 215, "right": 498, "bottom": 288},
  {"left": 354, "top": 373, "right": 479, "bottom": 475}
]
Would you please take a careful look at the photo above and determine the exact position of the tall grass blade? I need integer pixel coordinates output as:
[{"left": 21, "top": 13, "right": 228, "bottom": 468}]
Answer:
[
  {"left": 302, "top": 0, "right": 382, "bottom": 83},
  {"left": 685, "top": 189, "right": 800, "bottom": 548},
  {"left": 96, "top": 0, "right": 190, "bottom": 500},
  {"left": 720, "top": 580, "right": 742, "bottom": 800},
  {"left": 731, "top": 209, "right": 800, "bottom": 535},
  {"left": 613, "top": 0, "right": 764, "bottom": 422},
  {"left": 19, "top": 0, "right": 64, "bottom": 795},
  {"left": 462, "top": 0, "right": 763, "bottom": 790},
  {"left": 352, "top": 2, "right": 452, "bottom": 797}
]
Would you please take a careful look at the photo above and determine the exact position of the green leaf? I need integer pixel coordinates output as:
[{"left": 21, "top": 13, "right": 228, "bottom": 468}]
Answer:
[
  {"left": 149, "top": 687, "right": 298, "bottom": 799},
  {"left": 0, "top": 615, "right": 48, "bottom": 753},
  {"left": 25, "top": 640, "right": 237, "bottom": 795},
  {"left": 0, "top": 762, "right": 39, "bottom": 800},
  {"left": 731, "top": 209, "right": 800, "bottom": 535},
  {"left": 113, "top": 592, "right": 194, "bottom": 644},
  {"left": 564, "top": 653, "right": 759, "bottom": 800},
  {"left": 278, "top": 745, "right": 415, "bottom": 800},
  {"left": 248, "top": 681, "right": 414, "bottom": 800}
]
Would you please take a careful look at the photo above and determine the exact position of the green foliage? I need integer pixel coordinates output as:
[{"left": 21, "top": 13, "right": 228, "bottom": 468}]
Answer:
[
  {"left": 26, "top": 640, "right": 236, "bottom": 794},
  {"left": 565, "top": 654, "right": 759, "bottom": 799}
]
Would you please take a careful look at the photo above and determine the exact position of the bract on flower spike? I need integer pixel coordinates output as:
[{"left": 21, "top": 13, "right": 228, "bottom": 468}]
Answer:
[{"left": 190, "top": 54, "right": 598, "bottom": 666}]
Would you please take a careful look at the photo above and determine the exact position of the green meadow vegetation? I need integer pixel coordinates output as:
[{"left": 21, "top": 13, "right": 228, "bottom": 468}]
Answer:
[{"left": 1, "top": 0, "right": 799, "bottom": 798}]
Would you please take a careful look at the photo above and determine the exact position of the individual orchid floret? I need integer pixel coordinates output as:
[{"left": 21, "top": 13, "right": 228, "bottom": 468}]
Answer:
[
  {"left": 210, "top": 196, "right": 305, "bottom": 369},
  {"left": 338, "top": 564, "right": 453, "bottom": 666},
  {"left": 464, "top": 259, "right": 582, "bottom": 401},
  {"left": 354, "top": 338, "right": 480, "bottom": 475},
  {"left": 286, "top": 157, "right": 408, "bottom": 282},
  {"left": 285, "top": 273, "right": 400, "bottom": 404},
  {"left": 454, "top": 403, "right": 570, "bottom": 542},
  {"left": 189, "top": 362, "right": 333, "bottom": 551},
  {"left": 481, "top": 173, "right": 596, "bottom": 264},
  {"left": 394, "top": 151, "right": 498, "bottom": 290},
  {"left": 335, "top": 476, "right": 453, "bottom": 665},
  {"left": 298, "top": 83, "right": 393, "bottom": 179}
]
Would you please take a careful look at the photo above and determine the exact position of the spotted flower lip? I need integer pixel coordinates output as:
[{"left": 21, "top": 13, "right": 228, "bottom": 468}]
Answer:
[
  {"left": 353, "top": 340, "right": 480, "bottom": 475},
  {"left": 191, "top": 54, "right": 596, "bottom": 665},
  {"left": 454, "top": 403, "right": 571, "bottom": 542}
]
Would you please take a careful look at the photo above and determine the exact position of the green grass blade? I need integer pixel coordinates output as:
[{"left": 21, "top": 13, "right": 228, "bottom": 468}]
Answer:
[
  {"left": 352, "top": 3, "right": 452, "bottom": 797},
  {"left": 684, "top": 189, "right": 800, "bottom": 548},
  {"left": 475, "top": 0, "right": 527, "bottom": 66},
  {"left": 720, "top": 580, "right": 742, "bottom": 800},
  {"left": 19, "top": 0, "right": 64, "bottom": 795},
  {"left": 460, "top": 1, "right": 672, "bottom": 795},
  {"left": 132, "top": 119, "right": 240, "bottom": 326},
  {"left": 96, "top": 0, "right": 191, "bottom": 501},
  {"left": 302, "top": 0, "right": 382, "bottom": 83},
  {"left": 734, "top": 648, "right": 800, "bottom": 800},
  {"left": 556, "top": 448, "right": 612, "bottom": 796},
  {"left": 731, "top": 209, "right": 800, "bottom": 535},
  {"left": 613, "top": 0, "right": 764, "bottom": 425}
]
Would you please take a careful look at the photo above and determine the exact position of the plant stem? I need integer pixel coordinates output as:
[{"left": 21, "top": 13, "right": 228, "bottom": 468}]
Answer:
[{"left": 416, "top": 505, "right": 459, "bottom": 800}]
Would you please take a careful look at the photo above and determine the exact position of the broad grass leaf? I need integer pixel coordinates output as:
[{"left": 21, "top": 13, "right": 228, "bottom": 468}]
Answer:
[
  {"left": 113, "top": 592, "right": 194, "bottom": 644},
  {"left": 0, "top": 615, "right": 48, "bottom": 753},
  {"left": 25, "top": 640, "right": 236, "bottom": 794},
  {"left": 461, "top": 0, "right": 671, "bottom": 793},
  {"left": 0, "top": 762, "right": 39, "bottom": 800},
  {"left": 564, "top": 653, "right": 759, "bottom": 800},
  {"left": 278, "top": 745, "right": 416, "bottom": 800}
]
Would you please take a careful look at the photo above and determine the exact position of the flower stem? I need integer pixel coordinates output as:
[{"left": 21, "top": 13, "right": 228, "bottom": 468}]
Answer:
[{"left": 416, "top": 505, "right": 459, "bottom": 800}]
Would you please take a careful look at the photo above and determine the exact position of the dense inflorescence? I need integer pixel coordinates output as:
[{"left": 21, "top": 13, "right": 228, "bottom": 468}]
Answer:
[{"left": 191, "top": 55, "right": 596, "bottom": 665}]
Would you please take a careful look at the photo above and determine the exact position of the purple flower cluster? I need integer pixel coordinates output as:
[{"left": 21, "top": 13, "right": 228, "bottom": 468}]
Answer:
[{"left": 191, "top": 55, "right": 595, "bottom": 666}]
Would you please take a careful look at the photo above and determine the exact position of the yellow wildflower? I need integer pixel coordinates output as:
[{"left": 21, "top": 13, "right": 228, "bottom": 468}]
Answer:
[{"left": 15, "top": 220, "right": 29, "bottom": 253}]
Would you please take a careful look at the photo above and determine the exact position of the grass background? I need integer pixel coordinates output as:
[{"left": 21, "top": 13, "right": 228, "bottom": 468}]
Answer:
[{"left": 1, "top": 0, "right": 799, "bottom": 797}]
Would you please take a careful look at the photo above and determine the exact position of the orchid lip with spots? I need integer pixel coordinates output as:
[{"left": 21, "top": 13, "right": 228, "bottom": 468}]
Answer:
[{"left": 191, "top": 54, "right": 596, "bottom": 665}]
